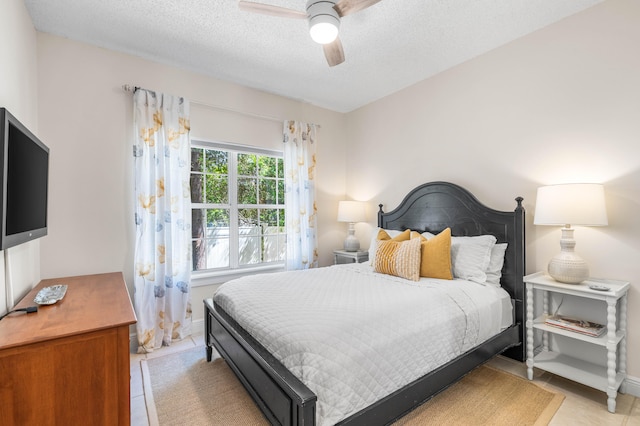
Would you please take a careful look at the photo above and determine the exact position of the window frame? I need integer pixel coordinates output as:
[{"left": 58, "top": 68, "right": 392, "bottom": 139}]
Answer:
[{"left": 190, "top": 139, "right": 286, "bottom": 280}]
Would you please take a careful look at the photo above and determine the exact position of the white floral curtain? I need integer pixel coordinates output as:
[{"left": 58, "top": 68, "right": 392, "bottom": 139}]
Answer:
[
  {"left": 283, "top": 121, "right": 318, "bottom": 270},
  {"left": 133, "top": 89, "right": 192, "bottom": 352}
]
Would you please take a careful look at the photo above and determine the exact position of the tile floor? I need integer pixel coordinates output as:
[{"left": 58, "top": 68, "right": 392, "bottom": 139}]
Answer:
[{"left": 130, "top": 333, "right": 640, "bottom": 426}]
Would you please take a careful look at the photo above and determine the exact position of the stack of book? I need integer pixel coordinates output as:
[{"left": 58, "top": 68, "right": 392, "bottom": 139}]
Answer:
[{"left": 544, "top": 314, "right": 606, "bottom": 337}]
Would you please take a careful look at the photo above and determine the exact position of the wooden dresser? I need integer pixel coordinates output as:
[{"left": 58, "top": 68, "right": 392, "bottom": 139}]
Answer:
[{"left": 0, "top": 272, "right": 137, "bottom": 425}]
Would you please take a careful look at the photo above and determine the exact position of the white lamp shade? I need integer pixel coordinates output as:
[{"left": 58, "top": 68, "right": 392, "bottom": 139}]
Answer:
[
  {"left": 337, "top": 201, "right": 366, "bottom": 223},
  {"left": 534, "top": 184, "right": 608, "bottom": 226}
]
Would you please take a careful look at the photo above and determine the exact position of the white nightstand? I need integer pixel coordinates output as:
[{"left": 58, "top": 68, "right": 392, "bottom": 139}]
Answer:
[
  {"left": 524, "top": 272, "right": 629, "bottom": 413},
  {"left": 333, "top": 249, "right": 369, "bottom": 265}
]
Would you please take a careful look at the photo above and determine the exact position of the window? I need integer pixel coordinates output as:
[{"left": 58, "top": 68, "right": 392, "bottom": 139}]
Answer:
[{"left": 190, "top": 141, "right": 286, "bottom": 272}]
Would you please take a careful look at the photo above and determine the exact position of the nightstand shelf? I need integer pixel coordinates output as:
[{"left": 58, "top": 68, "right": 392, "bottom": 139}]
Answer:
[
  {"left": 532, "top": 317, "right": 625, "bottom": 346},
  {"left": 533, "top": 351, "right": 625, "bottom": 394},
  {"left": 525, "top": 271, "right": 629, "bottom": 413}
]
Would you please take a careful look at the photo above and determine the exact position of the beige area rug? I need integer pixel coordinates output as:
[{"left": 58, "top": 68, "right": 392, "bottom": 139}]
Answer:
[{"left": 143, "top": 346, "right": 564, "bottom": 426}]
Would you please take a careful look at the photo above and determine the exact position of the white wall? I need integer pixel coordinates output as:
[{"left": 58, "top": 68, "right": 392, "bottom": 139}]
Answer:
[
  {"left": 346, "top": 0, "right": 640, "bottom": 378},
  {"left": 0, "top": 0, "right": 42, "bottom": 315},
  {"left": 35, "top": 34, "right": 348, "bottom": 325}
]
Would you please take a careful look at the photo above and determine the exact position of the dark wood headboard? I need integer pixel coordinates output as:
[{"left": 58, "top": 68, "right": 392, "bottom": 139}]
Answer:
[{"left": 378, "top": 181, "right": 526, "bottom": 361}]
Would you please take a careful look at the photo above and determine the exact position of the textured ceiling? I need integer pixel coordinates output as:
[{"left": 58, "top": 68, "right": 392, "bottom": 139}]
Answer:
[{"left": 24, "top": 0, "right": 603, "bottom": 112}]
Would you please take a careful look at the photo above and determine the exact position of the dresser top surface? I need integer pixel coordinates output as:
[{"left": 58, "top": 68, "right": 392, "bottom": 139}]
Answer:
[{"left": 0, "top": 272, "right": 137, "bottom": 349}]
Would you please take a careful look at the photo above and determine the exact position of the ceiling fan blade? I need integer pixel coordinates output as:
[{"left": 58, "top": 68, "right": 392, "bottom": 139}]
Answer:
[
  {"left": 323, "top": 37, "right": 345, "bottom": 67},
  {"left": 333, "top": 0, "right": 383, "bottom": 17},
  {"left": 238, "top": 1, "right": 307, "bottom": 19}
]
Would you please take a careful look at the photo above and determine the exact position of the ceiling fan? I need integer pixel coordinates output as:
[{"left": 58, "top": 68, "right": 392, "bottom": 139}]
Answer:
[{"left": 238, "top": 0, "right": 383, "bottom": 67}]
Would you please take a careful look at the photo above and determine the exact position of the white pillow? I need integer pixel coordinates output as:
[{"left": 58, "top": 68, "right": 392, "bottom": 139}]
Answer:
[
  {"left": 367, "top": 228, "right": 406, "bottom": 264},
  {"left": 485, "top": 243, "right": 508, "bottom": 287},
  {"left": 449, "top": 235, "right": 497, "bottom": 283}
]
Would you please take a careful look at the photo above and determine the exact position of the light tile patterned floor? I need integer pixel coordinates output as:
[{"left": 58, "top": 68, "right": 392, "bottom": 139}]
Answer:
[{"left": 130, "top": 333, "right": 639, "bottom": 425}]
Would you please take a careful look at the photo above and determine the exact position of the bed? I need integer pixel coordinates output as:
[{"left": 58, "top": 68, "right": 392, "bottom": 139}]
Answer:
[{"left": 205, "top": 181, "right": 525, "bottom": 425}]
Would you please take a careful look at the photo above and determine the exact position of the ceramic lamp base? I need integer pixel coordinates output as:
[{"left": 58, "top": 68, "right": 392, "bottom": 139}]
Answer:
[
  {"left": 548, "top": 226, "right": 589, "bottom": 284},
  {"left": 343, "top": 226, "right": 360, "bottom": 252},
  {"left": 548, "top": 254, "right": 589, "bottom": 284}
]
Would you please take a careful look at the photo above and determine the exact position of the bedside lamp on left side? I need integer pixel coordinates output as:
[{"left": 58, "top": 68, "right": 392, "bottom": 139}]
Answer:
[{"left": 337, "top": 200, "right": 366, "bottom": 252}]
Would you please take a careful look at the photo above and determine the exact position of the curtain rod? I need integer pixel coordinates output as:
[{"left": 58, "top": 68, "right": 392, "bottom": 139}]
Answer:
[{"left": 122, "top": 84, "right": 319, "bottom": 127}]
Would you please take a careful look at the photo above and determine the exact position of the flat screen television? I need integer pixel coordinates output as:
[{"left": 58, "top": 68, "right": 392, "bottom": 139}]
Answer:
[{"left": 0, "top": 108, "right": 49, "bottom": 250}]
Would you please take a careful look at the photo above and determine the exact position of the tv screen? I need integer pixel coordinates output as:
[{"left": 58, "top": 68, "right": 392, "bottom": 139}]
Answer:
[{"left": 0, "top": 108, "right": 49, "bottom": 250}]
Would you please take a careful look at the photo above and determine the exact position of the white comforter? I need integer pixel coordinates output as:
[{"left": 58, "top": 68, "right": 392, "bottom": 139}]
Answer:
[{"left": 213, "top": 263, "right": 511, "bottom": 425}]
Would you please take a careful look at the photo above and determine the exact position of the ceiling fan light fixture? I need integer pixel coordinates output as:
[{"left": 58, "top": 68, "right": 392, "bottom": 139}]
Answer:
[
  {"left": 309, "top": 19, "right": 339, "bottom": 44},
  {"left": 307, "top": 1, "right": 340, "bottom": 44}
]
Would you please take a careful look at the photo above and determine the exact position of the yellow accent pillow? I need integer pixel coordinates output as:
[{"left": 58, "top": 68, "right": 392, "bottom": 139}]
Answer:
[
  {"left": 373, "top": 237, "right": 421, "bottom": 281},
  {"left": 377, "top": 228, "right": 411, "bottom": 242},
  {"left": 411, "top": 228, "right": 453, "bottom": 280}
]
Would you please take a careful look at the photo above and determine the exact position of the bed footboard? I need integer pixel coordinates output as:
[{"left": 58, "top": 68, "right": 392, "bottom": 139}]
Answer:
[{"left": 205, "top": 298, "right": 316, "bottom": 425}]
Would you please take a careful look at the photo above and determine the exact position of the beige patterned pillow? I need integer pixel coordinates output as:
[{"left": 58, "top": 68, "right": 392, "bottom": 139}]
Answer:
[{"left": 373, "top": 237, "right": 421, "bottom": 281}]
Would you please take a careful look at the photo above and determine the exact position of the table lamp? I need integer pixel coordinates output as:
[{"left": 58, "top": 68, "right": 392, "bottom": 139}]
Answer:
[
  {"left": 337, "top": 200, "right": 366, "bottom": 252},
  {"left": 534, "top": 183, "right": 608, "bottom": 284}
]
